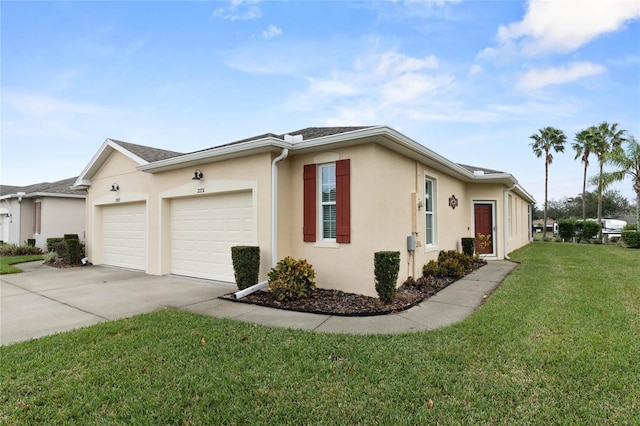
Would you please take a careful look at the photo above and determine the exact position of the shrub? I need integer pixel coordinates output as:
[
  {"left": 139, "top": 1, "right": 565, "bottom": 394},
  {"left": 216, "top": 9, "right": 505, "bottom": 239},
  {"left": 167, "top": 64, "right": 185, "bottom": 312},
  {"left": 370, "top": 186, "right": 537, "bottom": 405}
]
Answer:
[
  {"left": 268, "top": 256, "right": 316, "bottom": 301},
  {"left": 621, "top": 230, "right": 640, "bottom": 248},
  {"left": 43, "top": 251, "right": 62, "bottom": 266},
  {"left": 558, "top": 219, "right": 575, "bottom": 240},
  {"left": 54, "top": 241, "right": 68, "bottom": 260},
  {"left": 27, "top": 239, "right": 36, "bottom": 247},
  {"left": 579, "top": 220, "right": 600, "bottom": 240},
  {"left": 374, "top": 251, "right": 400, "bottom": 304},
  {"left": 0, "top": 244, "right": 43, "bottom": 256},
  {"left": 423, "top": 260, "right": 439, "bottom": 277},
  {"left": 47, "top": 238, "right": 64, "bottom": 253},
  {"left": 66, "top": 238, "right": 82, "bottom": 265},
  {"left": 231, "top": 246, "right": 260, "bottom": 290},
  {"left": 461, "top": 238, "right": 475, "bottom": 256},
  {"left": 624, "top": 224, "right": 638, "bottom": 231},
  {"left": 64, "top": 234, "right": 80, "bottom": 240},
  {"left": 423, "top": 250, "right": 475, "bottom": 278}
]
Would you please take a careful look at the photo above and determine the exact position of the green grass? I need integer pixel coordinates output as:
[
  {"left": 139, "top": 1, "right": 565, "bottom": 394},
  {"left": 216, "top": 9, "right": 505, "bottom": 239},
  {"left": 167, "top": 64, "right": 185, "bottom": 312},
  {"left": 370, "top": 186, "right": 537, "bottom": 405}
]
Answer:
[
  {"left": 0, "top": 255, "right": 44, "bottom": 274},
  {"left": 1, "top": 244, "right": 638, "bottom": 424}
]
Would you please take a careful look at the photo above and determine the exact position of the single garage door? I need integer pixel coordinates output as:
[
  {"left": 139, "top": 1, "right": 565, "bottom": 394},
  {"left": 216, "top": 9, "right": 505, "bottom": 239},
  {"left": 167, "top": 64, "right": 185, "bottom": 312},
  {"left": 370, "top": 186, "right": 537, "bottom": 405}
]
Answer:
[
  {"left": 171, "top": 191, "right": 254, "bottom": 282},
  {"left": 102, "top": 202, "right": 147, "bottom": 270}
]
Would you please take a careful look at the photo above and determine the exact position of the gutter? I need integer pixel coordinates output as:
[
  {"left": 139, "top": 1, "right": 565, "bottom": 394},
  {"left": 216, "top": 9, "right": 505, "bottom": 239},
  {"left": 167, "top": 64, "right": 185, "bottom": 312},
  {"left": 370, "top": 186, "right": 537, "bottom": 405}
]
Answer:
[{"left": 233, "top": 148, "right": 289, "bottom": 299}]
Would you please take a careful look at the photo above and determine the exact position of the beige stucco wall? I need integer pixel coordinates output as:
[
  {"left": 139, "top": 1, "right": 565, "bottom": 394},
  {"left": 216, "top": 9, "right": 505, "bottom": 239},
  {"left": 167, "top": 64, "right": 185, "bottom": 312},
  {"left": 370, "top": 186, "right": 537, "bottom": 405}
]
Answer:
[
  {"left": 36, "top": 197, "right": 85, "bottom": 249},
  {"left": 84, "top": 141, "right": 533, "bottom": 297}
]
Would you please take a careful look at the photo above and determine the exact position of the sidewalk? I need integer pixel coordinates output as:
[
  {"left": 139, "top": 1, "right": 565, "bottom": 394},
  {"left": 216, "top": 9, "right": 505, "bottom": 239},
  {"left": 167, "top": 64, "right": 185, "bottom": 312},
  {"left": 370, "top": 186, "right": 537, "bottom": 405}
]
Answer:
[{"left": 1, "top": 260, "right": 517, "bottom": 345}]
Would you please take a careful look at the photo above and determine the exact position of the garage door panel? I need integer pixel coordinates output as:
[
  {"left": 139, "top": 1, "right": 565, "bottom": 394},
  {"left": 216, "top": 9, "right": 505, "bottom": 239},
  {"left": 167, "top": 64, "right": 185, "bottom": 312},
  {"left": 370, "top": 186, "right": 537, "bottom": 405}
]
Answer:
[
  {"left": 102, "top": 202, "right": 146, "bottom": 271},
  {"left": 170, "top": 192, "right": 254, "bottom": 282}
]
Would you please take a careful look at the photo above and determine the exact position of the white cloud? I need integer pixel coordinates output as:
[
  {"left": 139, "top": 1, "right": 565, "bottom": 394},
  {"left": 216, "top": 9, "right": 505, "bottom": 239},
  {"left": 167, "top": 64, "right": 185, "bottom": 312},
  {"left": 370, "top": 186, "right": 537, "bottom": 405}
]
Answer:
[
  {"left": 468, "top": 64, "right": 483, "bottom": 75},
  {"left": 262, "top": 25, "right": 282, "bottom": 39},
  {"left": 212, "top": 0, "right": 262, "bottom": 21},
  {"left": 516, "top": 61, "right": 606, "bottom": 90},
  {"left": 485, "top": 0, "right": 640, "bottom": 56},
  {"left": 3, "top": 90, "right": 112, "bottom": 116}
]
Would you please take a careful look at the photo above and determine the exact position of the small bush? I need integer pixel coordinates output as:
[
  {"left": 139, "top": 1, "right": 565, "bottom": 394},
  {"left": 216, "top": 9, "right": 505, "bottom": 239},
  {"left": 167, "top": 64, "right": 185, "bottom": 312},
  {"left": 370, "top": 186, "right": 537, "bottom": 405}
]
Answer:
[
  {"left": 268, "top": 256, "right": 316, "bottom": 301},
  {"left": 621, "top": 230, "right": 640, "bottom": 248},
  {"left": 47, "top": 238, "right": 64, "bottom": 253},
  {"left": 64, "top": 234, "right": 80, "bottom": 241},
  {"left": 578, "top": 220, "right": 600, "bottom": 240},
  {"left": 231, "top": 246, "right": 260, "bottom": 290},
  {"left": 423, "top": 250, "right": 475, "bottom": 278},
  {"left": 0, "top": 244, "right": 43, "bottom": 256},
  {"left": 374, "top": 251, "right": 400, "bottom": 304},
  {"left": 461, "top": 238, "right": 475, "bottom": 256},
  {"left": 624, "top": 224, "right": 638, "bottom": 231},
  {"left": 27, "top": 239, "right": 36, "bottom": 247},
  {"left": 66, "top": 238, "right": 82, "bottom": 265},
  {"left": 43, "top": 251, "right": 63, "bottom": 266},
  {"left": 558, "top": 219, "right": 575, "bottom": 240},
  {"left": 54, "top": 241, "right": 68, "bottom": 260}
]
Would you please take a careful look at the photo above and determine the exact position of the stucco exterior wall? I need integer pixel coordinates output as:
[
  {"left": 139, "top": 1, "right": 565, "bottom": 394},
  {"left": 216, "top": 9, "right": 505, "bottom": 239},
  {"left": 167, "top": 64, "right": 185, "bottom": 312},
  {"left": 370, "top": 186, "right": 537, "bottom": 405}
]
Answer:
[{"left": 36, "top": 197, "right": 86, "bottom": 249}]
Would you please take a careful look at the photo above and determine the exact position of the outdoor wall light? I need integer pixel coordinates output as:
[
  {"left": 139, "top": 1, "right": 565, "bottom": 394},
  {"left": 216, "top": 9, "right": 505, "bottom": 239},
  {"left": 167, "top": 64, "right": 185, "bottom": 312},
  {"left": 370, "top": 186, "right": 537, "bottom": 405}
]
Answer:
[
  {"left": 192, "top": 169, "right": 204, "bottom": 180},
  {"left": 110, "top": 183, "right": 119, "bottom": 192}
]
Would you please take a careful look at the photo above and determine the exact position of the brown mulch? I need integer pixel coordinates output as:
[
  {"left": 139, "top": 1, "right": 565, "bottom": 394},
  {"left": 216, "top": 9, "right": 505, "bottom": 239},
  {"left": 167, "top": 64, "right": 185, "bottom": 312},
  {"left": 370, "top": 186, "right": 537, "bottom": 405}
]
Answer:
[{"left": 221, "top": 261, "right": 486, "bottom": 317}]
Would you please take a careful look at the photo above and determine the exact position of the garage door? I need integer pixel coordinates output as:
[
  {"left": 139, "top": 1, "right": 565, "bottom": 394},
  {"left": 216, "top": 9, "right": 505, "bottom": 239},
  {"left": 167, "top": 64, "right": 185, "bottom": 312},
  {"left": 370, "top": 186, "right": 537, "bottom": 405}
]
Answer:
[
  {"left": 102, "top": 202, "right": 146, "bottom": 270},
  {"left": 171, "top": 191, "right": 254, "bottom": 282}
]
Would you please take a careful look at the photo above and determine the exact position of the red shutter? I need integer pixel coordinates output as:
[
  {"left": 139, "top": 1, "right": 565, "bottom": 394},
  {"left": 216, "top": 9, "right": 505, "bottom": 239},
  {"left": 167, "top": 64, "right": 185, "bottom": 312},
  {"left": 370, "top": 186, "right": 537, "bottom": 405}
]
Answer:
[
  {"left": 336, "top": 159, "right": 351, "bottom": 243},
  {"left": 303, "top": 164, "right": 317, "bottom": 242}
]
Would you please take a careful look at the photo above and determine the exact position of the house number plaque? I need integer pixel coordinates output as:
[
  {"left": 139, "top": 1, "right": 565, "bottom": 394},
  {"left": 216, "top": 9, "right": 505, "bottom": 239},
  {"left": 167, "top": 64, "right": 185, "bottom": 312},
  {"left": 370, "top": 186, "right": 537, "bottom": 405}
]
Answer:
[{"left": 197, "top": 188, "right": 205, "bottom": 194}]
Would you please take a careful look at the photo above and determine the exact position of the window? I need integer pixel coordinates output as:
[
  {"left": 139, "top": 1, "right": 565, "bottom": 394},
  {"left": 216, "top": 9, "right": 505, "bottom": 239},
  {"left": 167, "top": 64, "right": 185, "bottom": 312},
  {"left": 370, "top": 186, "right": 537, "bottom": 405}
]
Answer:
[
  {"left": 508, "top": 194, "right": 513, "bottom": 238},
  {"left": 303, "top": 159, "right": 350, "bottom": 243},
  {"left": 33, "top": 201, "right": 42, "bottom": 234},
  {"left": 320, "top": 164, "right": 336, "bottom": 240},
  {"left": 425, "top": 177, "right": 435, "bottom": 245}
]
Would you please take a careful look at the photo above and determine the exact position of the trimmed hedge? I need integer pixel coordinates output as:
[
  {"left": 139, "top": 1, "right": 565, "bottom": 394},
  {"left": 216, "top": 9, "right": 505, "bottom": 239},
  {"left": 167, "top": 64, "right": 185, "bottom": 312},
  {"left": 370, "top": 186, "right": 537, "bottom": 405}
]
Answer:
[
  {"left": 558, "top": 219, "right": 575, "bottom": 240},
  {"left": 231, "top": 246, "right": 260, "bottom": 290},
  {"left": 621, "top": 230, "right": 640, "bottom": 248},
  {"left": 374, "top": 251, "right": 400, "bottom": 304},
  {"left": 47, "top": 238, "right": 64, "bottom": 253},
  {"left": 64, "top": 234, "right": 80, "bottom": 241},
  {"left": 461, "top": 238, "right": 475, "bottom": 256},
  {"left": 66, "top": 238, "right": 82, "bottom": 265}
]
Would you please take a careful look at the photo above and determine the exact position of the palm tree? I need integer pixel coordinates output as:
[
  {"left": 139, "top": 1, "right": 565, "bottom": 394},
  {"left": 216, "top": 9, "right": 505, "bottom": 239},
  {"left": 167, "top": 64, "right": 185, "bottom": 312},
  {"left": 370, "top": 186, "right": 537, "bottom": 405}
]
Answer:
[
  {"left": 530, "top": 126, "right": 567, "bottom": 241},
  {"left": 572, "top": 127, "right": 596, "bottom": 220},
  {"left": 600, "top": 136, "right": 640, "bottom": 225},
  {"left": 590, "top": 122, "right": 626, "bottom": 238}
]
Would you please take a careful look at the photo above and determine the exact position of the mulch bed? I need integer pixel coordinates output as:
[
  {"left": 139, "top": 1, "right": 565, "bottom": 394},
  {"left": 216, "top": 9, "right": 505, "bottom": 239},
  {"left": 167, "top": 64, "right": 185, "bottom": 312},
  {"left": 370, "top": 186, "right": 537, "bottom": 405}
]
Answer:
[{"left": 220, "top": 261, "right": 486, "bottom": 317}]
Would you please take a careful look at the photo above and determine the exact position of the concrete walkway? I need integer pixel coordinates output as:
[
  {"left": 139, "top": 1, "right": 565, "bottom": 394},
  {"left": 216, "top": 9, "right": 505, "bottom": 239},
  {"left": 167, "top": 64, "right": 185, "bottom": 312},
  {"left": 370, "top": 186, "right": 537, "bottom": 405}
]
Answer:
[{"left": 1, "top": 260, "right": 518, "bottom": 346}]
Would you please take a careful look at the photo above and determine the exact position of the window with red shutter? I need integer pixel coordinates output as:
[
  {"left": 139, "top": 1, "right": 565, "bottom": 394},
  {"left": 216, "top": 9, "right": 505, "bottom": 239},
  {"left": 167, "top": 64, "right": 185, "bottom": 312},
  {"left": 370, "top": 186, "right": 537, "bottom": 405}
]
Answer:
[
  {"left": 303, "top": 164, "right": 316, "bottom": 242},
  {"left": 336, "top": 159, "right": 350, "bottom": 243}
]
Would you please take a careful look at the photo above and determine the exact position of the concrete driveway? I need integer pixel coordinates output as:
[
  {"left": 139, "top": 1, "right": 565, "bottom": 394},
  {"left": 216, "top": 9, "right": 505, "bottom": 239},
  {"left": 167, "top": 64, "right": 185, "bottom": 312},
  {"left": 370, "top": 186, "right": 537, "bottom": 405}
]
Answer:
[{"left": 1, "top": 262, "right": 233, "bottom": 346}]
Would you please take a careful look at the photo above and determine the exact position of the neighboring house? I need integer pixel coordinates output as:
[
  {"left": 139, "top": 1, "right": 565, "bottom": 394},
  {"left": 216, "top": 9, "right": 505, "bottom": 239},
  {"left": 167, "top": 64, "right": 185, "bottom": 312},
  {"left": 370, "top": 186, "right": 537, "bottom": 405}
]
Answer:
[
  {"left": 532, "top": 219, "right": 558, "bottom": 235},
  {"left": 73, "top": 126, "right": 535, "bottom": 297},
  {"left": 0, "top": 177, "right": 86, "bottom": 250}
]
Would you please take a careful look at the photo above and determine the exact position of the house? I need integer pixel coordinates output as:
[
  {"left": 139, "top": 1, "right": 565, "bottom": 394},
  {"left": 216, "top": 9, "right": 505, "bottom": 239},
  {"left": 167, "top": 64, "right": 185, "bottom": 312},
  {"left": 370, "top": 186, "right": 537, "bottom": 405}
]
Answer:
[
  {"left": 73, "top": 126, "right": 535, "bottom": 297},
  {"left": 0, "top": 177, "right": 86, "bottom": 250}
]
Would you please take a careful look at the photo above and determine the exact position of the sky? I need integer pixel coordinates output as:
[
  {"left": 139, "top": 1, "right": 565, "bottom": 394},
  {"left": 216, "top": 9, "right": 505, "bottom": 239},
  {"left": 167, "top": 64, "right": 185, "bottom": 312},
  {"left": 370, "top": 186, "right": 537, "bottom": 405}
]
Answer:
[{"left": 2, "top": 0, "right": 639, "bottom": 207}]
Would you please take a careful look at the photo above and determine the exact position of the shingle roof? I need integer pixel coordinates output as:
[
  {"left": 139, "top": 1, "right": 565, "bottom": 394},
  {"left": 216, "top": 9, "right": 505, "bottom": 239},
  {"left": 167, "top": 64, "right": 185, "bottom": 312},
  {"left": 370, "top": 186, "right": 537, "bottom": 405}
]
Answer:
[
  {"left": 110, "top": 139, "right": 184, "bottom": 163},
  {"left": 1, "top": 177, "right": 85, "bottom": 197}
]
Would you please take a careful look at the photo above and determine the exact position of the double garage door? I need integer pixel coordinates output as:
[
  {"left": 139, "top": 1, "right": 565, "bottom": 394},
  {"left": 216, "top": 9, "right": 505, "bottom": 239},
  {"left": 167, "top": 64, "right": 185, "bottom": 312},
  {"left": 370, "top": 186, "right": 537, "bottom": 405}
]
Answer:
[{"left": 101, "top": 191, "right": 254, "bottom": 282}]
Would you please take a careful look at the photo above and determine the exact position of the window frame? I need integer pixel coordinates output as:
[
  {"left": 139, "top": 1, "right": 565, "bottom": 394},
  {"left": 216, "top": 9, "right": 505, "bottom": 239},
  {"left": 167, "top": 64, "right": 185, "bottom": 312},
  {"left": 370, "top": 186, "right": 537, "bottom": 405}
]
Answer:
[
  {"left": 424, "top": 176, "right": 436, "bottom": 246},
  {"left": 319, "top": 163, "right": 337, "bottom": 241}
]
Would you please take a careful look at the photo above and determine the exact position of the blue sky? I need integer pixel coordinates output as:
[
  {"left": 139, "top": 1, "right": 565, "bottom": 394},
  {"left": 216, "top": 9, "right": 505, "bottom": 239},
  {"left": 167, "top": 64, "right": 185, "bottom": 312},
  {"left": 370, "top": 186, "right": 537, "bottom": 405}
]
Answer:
[{"left": 2, "top": 0, "right": 639, "bottom": 207}]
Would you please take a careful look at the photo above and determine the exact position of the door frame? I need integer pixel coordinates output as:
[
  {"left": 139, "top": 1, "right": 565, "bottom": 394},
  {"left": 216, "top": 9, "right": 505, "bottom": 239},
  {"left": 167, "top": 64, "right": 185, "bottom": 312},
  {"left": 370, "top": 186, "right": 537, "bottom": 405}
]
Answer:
[{"left": 472, "top": 200, "right": 497, "bottom": 257}]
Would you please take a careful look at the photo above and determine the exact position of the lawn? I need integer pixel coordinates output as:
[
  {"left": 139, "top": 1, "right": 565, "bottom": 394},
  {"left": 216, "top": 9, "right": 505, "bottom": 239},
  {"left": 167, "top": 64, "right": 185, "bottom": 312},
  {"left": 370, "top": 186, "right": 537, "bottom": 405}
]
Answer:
[
  {"left": 0, "top": 255, "right": 44, "bottom": 274},
  {"left": 1, "top": 243, "right": 638, "bottom": 424}
]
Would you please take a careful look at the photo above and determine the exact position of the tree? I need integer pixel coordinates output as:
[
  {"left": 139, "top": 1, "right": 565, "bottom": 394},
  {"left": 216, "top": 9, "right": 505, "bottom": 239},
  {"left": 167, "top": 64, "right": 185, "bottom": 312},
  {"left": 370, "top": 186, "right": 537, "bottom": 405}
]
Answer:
[
  {"left": 589, "top": 122, "right": 627, "bottom": 238},
  {"left": 600, "top": 136, "right": 640, "bottom": 225},
  {"left": 572, "top": 128, "right": 596, "bottom": 220},
  {"left": 529, "top": 126, "right": 567, "bottom": 241}
]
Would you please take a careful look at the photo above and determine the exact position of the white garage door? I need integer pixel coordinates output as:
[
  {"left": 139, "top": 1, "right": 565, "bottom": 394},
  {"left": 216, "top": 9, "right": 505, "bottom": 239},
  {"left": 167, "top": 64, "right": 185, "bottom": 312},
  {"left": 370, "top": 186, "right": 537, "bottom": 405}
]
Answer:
[
  {"left": 102, "top": 202, "right": 146, "bottom": 270},
  {"left": 171, "top": 191, "right": 254, "bottom": 282}
]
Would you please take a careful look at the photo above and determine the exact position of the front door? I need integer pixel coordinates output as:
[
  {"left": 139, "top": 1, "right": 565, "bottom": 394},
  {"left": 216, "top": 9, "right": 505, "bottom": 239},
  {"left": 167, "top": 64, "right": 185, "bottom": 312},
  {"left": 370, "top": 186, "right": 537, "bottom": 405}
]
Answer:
[{"left": 474, "top": 203, "right": 494, "bottom": 255}]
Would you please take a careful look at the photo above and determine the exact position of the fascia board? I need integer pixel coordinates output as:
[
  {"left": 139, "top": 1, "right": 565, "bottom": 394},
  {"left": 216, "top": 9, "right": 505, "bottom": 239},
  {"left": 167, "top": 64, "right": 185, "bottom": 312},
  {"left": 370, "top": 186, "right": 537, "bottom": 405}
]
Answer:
[
  {"left": 74, "top": 139, "right": 148, "bottom": 187},
  {"left": 138, "top": 137, "right": 291, "bottom": 173},
  {"left": 23, "top": 192, "right": 86, "bottom": 199}
]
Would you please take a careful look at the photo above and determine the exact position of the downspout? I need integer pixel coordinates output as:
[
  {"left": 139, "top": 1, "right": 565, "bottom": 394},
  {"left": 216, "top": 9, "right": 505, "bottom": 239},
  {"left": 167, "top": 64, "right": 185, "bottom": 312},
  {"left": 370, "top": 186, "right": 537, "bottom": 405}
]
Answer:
[
  {"left": 503, "top": 184, "right": 517, "bottom": 260},
  {"left": 234, "top": 148, "right": 289, "bottom": 299}
]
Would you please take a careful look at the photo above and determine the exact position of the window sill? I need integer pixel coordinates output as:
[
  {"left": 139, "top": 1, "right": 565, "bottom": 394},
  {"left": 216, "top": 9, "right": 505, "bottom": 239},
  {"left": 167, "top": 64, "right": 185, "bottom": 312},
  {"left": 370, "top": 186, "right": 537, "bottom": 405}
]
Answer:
[{"left": 313, "top": 241, "right": 340, "bottom": 249}]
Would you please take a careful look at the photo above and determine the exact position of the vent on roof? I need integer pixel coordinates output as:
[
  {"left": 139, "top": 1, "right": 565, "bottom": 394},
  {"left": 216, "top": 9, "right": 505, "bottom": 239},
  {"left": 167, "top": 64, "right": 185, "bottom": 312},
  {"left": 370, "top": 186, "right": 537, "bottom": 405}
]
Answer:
[
  {"left": 473, "top": 170, "right": 485, "bottom": 176},
  {"left": 284, "top": 134, "right": 303, "bottom": 143}
]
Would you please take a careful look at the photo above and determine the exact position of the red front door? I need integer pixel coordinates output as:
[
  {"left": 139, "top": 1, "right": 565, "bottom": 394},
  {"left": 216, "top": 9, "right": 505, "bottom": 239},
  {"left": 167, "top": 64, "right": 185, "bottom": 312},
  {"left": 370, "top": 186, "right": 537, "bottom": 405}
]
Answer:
[{"left": 474, "top": 203, "right": 494, "bottom": 255}]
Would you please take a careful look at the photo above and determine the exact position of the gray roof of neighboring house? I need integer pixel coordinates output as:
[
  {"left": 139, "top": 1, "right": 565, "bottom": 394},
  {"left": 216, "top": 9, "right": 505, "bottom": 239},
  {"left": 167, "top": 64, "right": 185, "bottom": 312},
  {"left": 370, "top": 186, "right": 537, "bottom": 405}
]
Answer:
[
  {"left": 1, "top": 177, "right": 86, "bottom": 198},
  {"left": 110, "top": 139, "right": 184, "bottom": 163}
]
